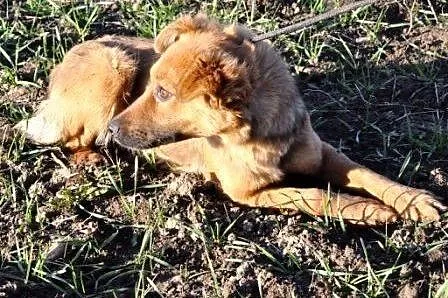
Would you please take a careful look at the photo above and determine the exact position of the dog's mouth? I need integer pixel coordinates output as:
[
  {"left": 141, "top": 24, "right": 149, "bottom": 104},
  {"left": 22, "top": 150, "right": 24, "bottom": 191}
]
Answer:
[
  {"left": 104, "top": 116, "right": 195, "bottom": 150},
  {"left": 112, "top": 131, "right": 176, "bottom": 150},
  {"left": 104, "top": 117, "right": 178, "bottom": 150}
]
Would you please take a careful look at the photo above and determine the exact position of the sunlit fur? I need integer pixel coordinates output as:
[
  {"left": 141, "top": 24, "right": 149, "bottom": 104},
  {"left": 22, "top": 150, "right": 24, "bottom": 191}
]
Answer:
[
  {"left": 15, "top": 36, "right": 158, "bottom": 162},
  {"left": 110, "top": 15, "right": 445, "bottom": 225}
]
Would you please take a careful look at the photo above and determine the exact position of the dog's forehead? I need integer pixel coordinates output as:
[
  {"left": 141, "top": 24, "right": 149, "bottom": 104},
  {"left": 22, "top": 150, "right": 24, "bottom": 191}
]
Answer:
[{"left": 154, "top": 35, "right": 218, "bottom": 83}]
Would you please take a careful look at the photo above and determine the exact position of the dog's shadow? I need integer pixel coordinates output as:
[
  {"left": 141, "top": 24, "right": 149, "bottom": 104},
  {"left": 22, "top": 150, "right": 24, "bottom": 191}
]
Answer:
[{"left": 296, "top": 58, "right": 448, "bottom": 197}]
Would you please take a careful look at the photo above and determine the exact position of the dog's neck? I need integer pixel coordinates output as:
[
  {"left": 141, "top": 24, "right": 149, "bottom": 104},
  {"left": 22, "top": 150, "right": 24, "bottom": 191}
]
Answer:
[
  {"left": 244, "top": 40, "right": 307, "bottom": 141},
  {"left": 211, "top": 130, "right": 291, "bottom": 184}
]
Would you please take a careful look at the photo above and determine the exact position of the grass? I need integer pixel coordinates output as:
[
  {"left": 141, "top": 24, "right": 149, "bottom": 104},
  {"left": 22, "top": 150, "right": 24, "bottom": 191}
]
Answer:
[{"left": 0, "top": 0, "right": 447, "bottom": 297}]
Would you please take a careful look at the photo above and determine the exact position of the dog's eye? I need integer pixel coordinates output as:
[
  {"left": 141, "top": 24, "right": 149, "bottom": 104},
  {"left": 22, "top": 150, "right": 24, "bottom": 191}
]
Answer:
[{"left": 155, "top": 85, "right": 173, "bottom": 102}]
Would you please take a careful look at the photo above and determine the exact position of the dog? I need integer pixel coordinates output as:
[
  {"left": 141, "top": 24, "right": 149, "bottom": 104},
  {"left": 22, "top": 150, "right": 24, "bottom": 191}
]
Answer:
[
  {"left": 108, "top": 14, "right": 446, "bottom": 225},
  {"left": 15, "top": 35, "right": 158, "bottom": 163}
]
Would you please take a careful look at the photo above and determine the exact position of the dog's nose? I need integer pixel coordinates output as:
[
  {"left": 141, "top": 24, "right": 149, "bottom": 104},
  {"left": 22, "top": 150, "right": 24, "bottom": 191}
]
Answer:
[{"left": 108, "top": 119, "right": 121, "bottom": 135}]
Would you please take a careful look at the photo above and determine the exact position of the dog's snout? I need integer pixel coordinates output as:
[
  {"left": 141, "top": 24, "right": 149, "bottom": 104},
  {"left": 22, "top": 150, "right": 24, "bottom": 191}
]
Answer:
[{"left": 108, "top": 119, "right": 121, "bottom": 135}]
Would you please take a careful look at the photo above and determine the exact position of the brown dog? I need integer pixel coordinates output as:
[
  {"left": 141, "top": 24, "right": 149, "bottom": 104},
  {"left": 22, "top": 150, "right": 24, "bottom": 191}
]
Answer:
[
  {"left": 109, "top": 15, "right": 446, "bottom": 225},
  {"left": 15, "top": 35, "right": 158, "bottom": 163}
]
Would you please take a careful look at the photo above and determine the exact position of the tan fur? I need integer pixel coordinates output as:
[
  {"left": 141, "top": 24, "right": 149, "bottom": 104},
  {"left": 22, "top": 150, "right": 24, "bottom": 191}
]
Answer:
[
  {"left": 15, "top": 35, "right": 158, "bottom": 162},
  {"left": 20, "top": 16, "right": 444, "bottom": 223},
  {"left": 109, "top": 15, "right": 446, "bottom": 225}
]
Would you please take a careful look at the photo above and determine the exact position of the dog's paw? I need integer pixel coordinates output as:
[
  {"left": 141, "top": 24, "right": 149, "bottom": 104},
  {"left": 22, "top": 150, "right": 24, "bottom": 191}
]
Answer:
[
  {"left": 393, "top": 189, "right": 446, "bottom": 222},
  {"left": 346, "top": 204, "right": 399, "bottom": 226},
  {"left": 71, "top": 150, "right": 105, "bottom": 166}
]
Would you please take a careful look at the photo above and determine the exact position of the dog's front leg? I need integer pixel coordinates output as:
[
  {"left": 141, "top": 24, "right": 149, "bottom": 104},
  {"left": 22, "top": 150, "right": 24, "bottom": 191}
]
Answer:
[
  {"left": 149, "top": 138, "right": 211, "bottom": 175},
  {"left": 319, "top": 142, "right": 446, "bottom": 221},
  {"left": 148, "top": 138, "right": 400, "bottom": 225}
]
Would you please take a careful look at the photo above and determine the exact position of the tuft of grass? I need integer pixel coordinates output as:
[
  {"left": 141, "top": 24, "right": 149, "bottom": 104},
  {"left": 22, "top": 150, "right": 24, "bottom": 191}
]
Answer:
[{"left": 120, "top": 0, "right": 183, "bottom": 38}]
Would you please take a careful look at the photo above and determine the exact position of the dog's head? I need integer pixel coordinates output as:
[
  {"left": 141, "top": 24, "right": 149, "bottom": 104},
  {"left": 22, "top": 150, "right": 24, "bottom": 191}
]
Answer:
[{"left": 109, "top": 14, "right": 258, "bottom": 149}]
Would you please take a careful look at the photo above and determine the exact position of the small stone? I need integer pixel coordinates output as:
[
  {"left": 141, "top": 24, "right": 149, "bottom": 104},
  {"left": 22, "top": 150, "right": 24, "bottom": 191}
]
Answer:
[
  {"left": 165, "top": 217, "right": 178, "bottom": 230},
  {"left": 242, "top": 219, "right": 253, "bottom": 232}
]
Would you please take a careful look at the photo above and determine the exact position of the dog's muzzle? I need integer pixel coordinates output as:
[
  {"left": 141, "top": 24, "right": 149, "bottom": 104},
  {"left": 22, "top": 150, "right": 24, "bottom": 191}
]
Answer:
[
  {"left": 108, "top": 118, "right": 131, "bottom": 147},
  {"left": 107, "top": 118, "right": 175, "bottom": 149}
]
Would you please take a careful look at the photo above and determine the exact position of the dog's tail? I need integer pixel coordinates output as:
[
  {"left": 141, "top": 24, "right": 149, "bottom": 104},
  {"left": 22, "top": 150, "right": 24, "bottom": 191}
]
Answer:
[{"left": 14, "top": 100, "right": 64, "bottom": 145}]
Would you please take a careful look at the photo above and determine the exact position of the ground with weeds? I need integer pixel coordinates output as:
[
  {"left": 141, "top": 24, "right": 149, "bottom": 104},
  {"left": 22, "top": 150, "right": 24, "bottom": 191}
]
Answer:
[{"left": 1, "top": 0, "right": 447, "bottom": 297}]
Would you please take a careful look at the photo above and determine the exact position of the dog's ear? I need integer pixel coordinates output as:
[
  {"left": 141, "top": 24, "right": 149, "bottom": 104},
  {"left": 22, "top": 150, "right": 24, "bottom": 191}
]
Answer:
[
  {"left": 223, "top": 24, "right": 255, "bottom": 45},
  {"left": 192, "top": 49, "right": 252, "bottom": 113},
  {"left": 155, "top": 14, "right": 220, "bottom": 53}
]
